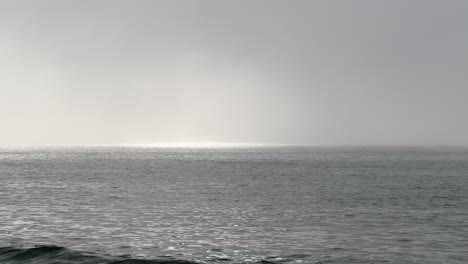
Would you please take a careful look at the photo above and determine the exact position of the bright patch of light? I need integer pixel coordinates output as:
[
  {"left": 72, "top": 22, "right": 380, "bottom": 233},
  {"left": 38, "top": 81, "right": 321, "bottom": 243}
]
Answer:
[{"left": 125, "top": 143, "right": 270, "bottom": 148}]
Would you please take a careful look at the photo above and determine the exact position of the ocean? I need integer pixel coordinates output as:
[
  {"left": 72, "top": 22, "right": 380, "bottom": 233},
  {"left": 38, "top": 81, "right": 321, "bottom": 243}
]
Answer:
[{"left": 0, "top": 146, "right": 467, "bottom": 264}]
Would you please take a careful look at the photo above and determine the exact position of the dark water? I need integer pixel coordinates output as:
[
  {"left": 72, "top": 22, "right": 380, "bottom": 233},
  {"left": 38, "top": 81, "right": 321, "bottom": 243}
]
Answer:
[{"left": 1, "top": 146, "right": 467, "bottom": 264}]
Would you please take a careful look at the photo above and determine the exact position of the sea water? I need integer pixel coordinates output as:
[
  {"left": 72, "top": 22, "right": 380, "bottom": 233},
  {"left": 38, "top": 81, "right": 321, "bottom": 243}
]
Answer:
[{"left": 1, "top": 147, "right": 467, "bottom": 264}]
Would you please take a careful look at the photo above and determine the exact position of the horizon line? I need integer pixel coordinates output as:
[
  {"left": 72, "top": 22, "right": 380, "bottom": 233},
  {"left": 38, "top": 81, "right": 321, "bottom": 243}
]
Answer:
[{"left": 1, "top": 143, "right": 468, "bottom": 149}]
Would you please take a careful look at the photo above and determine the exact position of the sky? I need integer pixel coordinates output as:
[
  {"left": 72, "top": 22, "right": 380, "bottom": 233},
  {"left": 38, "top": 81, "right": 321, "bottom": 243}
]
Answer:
[{"left": 1, "top": 0, "right": 467, "bottom": 146}]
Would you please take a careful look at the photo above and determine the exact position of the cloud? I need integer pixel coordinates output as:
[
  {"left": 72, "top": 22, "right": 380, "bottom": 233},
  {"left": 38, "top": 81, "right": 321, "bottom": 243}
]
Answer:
[{"left": 1, "top": 0, "right": 467, "bottom": 146}]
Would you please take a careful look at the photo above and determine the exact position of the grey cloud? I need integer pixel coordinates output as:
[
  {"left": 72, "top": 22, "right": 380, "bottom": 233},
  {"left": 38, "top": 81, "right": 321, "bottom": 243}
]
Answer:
[{"left": 1, "top": 0, "right": 467, "bottom": 146}]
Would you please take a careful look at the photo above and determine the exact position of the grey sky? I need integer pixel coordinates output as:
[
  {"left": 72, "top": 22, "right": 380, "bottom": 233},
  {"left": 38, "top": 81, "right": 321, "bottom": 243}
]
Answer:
[{"left": 1, "top": 0, "right": 467, "bottom": 146}]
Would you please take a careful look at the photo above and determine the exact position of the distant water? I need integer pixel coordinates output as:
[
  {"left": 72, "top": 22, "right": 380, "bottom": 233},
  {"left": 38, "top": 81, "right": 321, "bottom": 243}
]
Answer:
[{"left": 1, "top": 146, "right": 467, "bottom": 264}]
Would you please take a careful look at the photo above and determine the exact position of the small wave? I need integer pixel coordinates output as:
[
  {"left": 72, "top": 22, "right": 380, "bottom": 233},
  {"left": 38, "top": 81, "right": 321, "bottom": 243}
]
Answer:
[{"left": 0, "top": 245, "right": 197, "bottom": 264}]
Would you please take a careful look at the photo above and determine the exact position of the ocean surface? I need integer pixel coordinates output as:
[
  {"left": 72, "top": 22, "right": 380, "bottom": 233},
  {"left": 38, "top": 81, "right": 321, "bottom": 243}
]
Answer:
[{"left": 1, "top": 146, "right": 467, "bottom": 264}]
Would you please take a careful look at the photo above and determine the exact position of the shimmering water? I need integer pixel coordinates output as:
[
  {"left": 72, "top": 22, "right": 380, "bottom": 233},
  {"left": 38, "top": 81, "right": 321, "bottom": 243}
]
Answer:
[{"left": 1, "top": 147, "right": 467, "bottom": 264}]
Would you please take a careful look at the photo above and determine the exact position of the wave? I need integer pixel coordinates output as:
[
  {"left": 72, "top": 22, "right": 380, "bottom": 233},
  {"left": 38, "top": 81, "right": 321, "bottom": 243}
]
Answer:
[
  {"left": 0, "top": 245, "right": 198, "bottom": 264},
  {"left": 0, "top": 244, "right": 396, "bottom": 264}
]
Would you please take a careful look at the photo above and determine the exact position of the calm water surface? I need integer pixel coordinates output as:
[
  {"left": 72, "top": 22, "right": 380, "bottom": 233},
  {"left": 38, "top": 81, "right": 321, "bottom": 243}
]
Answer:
[{"left": 1, "top": 147, "right": 467, "bottom": 264}]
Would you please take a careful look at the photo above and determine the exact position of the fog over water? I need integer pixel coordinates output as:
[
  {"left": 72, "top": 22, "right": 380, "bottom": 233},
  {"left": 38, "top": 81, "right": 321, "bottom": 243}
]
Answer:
[{"left": 1, "top": 0, "right": 467, "bottom": 146}]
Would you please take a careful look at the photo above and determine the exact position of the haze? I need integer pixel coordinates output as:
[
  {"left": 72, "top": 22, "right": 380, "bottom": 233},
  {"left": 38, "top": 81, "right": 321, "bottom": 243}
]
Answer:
[{"left": 1, "top": 0, "right": 467, "bottom": 147}]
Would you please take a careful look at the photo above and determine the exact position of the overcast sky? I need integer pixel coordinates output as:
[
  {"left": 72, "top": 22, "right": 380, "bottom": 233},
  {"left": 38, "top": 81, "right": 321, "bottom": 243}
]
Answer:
[{"left": 1, "top": 0, "right": 467, "bottom": 146}]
